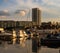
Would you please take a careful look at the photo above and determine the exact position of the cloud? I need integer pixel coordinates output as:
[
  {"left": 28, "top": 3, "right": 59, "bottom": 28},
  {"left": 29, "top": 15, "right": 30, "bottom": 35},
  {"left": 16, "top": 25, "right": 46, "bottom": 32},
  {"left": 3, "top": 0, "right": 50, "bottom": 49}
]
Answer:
[
  {"left": 0, "top": 0, "right": 17, "bottom": 10},
  {"left": 0, "top": 0, "right": 42, "bottom": 11},
  {"left": 0, "top": 10, "right": 10, "bottom": 16},
  {"left": 0, "top": 16, "right": 6, "bottom": 18},
  {"left": 15, "top": 9, "right": 30, "bottom": 15},
  {"left": 4, "top": 0, "right": 8, "bottom": 2},
  {"left": 0, "top": 0, "right": 60, "bottom": 22},
  {"left": 14, "top": 0, "right": 42, "bottom": 9},
  {"left": 42, "top": 17, "right": 60, "bottom": 22},
  {"left": 3, "top": 10, "right": 8, "bottom": 13},
  {"left": 14, "top": 0, "right": 60, "bottom": 15},
  {"left": 42, "top": 0, "right": 60, "bottom": 7},
  {"left": 15, "top": 10, "right": 26, "bottom": 16}
]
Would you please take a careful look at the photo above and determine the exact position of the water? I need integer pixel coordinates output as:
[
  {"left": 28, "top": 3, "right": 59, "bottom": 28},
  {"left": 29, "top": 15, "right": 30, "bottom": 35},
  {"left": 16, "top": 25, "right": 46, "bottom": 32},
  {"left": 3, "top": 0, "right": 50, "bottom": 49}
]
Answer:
[
  {"left": 0, "top": 39, "right": 32, "bottom": 53},
  {"left": 0, "top": 40, "right": 59, "bottom": 53},
  {"left": 0, "top": 29, "right": 32, "bottom": 53},
  {"left": 0, "top": 28, "right": 59, "bottom": 53}
]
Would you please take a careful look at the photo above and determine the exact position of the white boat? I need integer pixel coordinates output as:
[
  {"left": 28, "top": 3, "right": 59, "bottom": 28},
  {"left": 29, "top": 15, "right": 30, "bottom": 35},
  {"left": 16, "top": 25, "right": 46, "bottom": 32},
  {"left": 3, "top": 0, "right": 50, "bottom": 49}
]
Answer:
[{"left": 0, "top": 32, "right": 13, "bottom": 41}]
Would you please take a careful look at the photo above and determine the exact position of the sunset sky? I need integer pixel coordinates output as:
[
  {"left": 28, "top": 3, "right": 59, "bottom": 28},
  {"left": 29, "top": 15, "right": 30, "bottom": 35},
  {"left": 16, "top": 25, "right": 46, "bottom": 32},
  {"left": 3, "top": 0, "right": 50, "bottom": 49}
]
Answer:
[{"left": 0, "top": 0, "right": 60, "bottom": 22}]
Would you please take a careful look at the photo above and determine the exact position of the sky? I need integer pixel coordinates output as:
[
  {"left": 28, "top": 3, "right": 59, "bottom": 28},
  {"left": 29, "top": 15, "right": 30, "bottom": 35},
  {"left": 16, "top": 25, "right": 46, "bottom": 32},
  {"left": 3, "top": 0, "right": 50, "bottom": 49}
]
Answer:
[{"left": 0, "top": 0, "right": 60, "bottom": 22}]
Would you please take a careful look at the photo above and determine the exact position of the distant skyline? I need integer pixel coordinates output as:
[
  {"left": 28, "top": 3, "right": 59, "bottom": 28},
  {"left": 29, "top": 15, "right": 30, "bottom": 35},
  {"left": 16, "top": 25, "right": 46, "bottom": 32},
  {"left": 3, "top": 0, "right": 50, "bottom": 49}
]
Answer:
[{"left": 0, "top": 0, "right": 60, "bottom": 22}]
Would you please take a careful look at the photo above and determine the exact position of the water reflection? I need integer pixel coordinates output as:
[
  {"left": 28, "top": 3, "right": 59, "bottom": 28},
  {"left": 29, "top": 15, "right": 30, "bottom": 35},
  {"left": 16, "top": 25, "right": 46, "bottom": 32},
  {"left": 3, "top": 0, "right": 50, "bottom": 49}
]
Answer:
[
  {"left": 0, "top": 38, "right": 26, "bottom": 48},
  {"left": 0, "top": 30, "right": 29, "bottom": 53},
  {"left": 0, "top": 30, "right": 27, "bottom": 47},
  {"left": 13, "top": 39, "right": 16, "bottom": 44},
  {"left": 13, "top": 30, "right": 16, "bottom": 38}
]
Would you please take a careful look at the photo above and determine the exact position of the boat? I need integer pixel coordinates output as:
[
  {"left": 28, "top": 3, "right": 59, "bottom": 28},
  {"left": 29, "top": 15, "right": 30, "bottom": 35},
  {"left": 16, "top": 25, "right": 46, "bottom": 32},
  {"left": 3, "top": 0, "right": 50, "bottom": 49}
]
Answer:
[{"left": 0, "top": 32, "right": 13, "bottom": 41}]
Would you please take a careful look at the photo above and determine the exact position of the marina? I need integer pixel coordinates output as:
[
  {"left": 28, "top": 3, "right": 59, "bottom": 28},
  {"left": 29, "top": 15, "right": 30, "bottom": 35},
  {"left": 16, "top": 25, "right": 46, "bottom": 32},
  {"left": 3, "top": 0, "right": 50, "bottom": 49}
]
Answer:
[{"left": 0, "top": 28, "right": 60, "bottom": 53}]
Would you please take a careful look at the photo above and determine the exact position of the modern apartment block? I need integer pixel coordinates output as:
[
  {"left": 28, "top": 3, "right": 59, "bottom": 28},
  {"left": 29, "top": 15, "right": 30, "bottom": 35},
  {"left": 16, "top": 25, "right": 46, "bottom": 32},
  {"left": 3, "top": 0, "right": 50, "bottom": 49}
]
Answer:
[{"left": 32, "top": 8, "right": 41, "bottom": 26}]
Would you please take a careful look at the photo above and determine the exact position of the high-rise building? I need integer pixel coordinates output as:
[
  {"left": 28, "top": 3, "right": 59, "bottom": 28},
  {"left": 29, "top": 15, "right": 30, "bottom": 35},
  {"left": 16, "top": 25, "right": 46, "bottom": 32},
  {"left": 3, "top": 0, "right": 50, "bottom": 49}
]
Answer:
[{"left": 32, "top": 8, "right": 41, "bottom": 25}]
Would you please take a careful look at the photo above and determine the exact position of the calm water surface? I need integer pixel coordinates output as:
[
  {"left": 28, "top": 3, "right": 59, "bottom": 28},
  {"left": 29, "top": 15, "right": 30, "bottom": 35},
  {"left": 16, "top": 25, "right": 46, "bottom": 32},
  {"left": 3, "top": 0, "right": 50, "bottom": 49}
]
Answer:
[{"left": 0, "top": 29, "right": 59, "bottom": 53}]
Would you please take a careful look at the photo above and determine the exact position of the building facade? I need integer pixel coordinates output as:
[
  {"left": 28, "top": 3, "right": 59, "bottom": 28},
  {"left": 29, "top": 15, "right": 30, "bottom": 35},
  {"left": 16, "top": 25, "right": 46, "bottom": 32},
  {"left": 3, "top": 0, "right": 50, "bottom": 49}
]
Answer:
[
  {"left": 0, "top": 21, "right": 33, "bottom": 28},
  {"left": 32, "top": 8, "right": 41, "bottom": 25}
]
